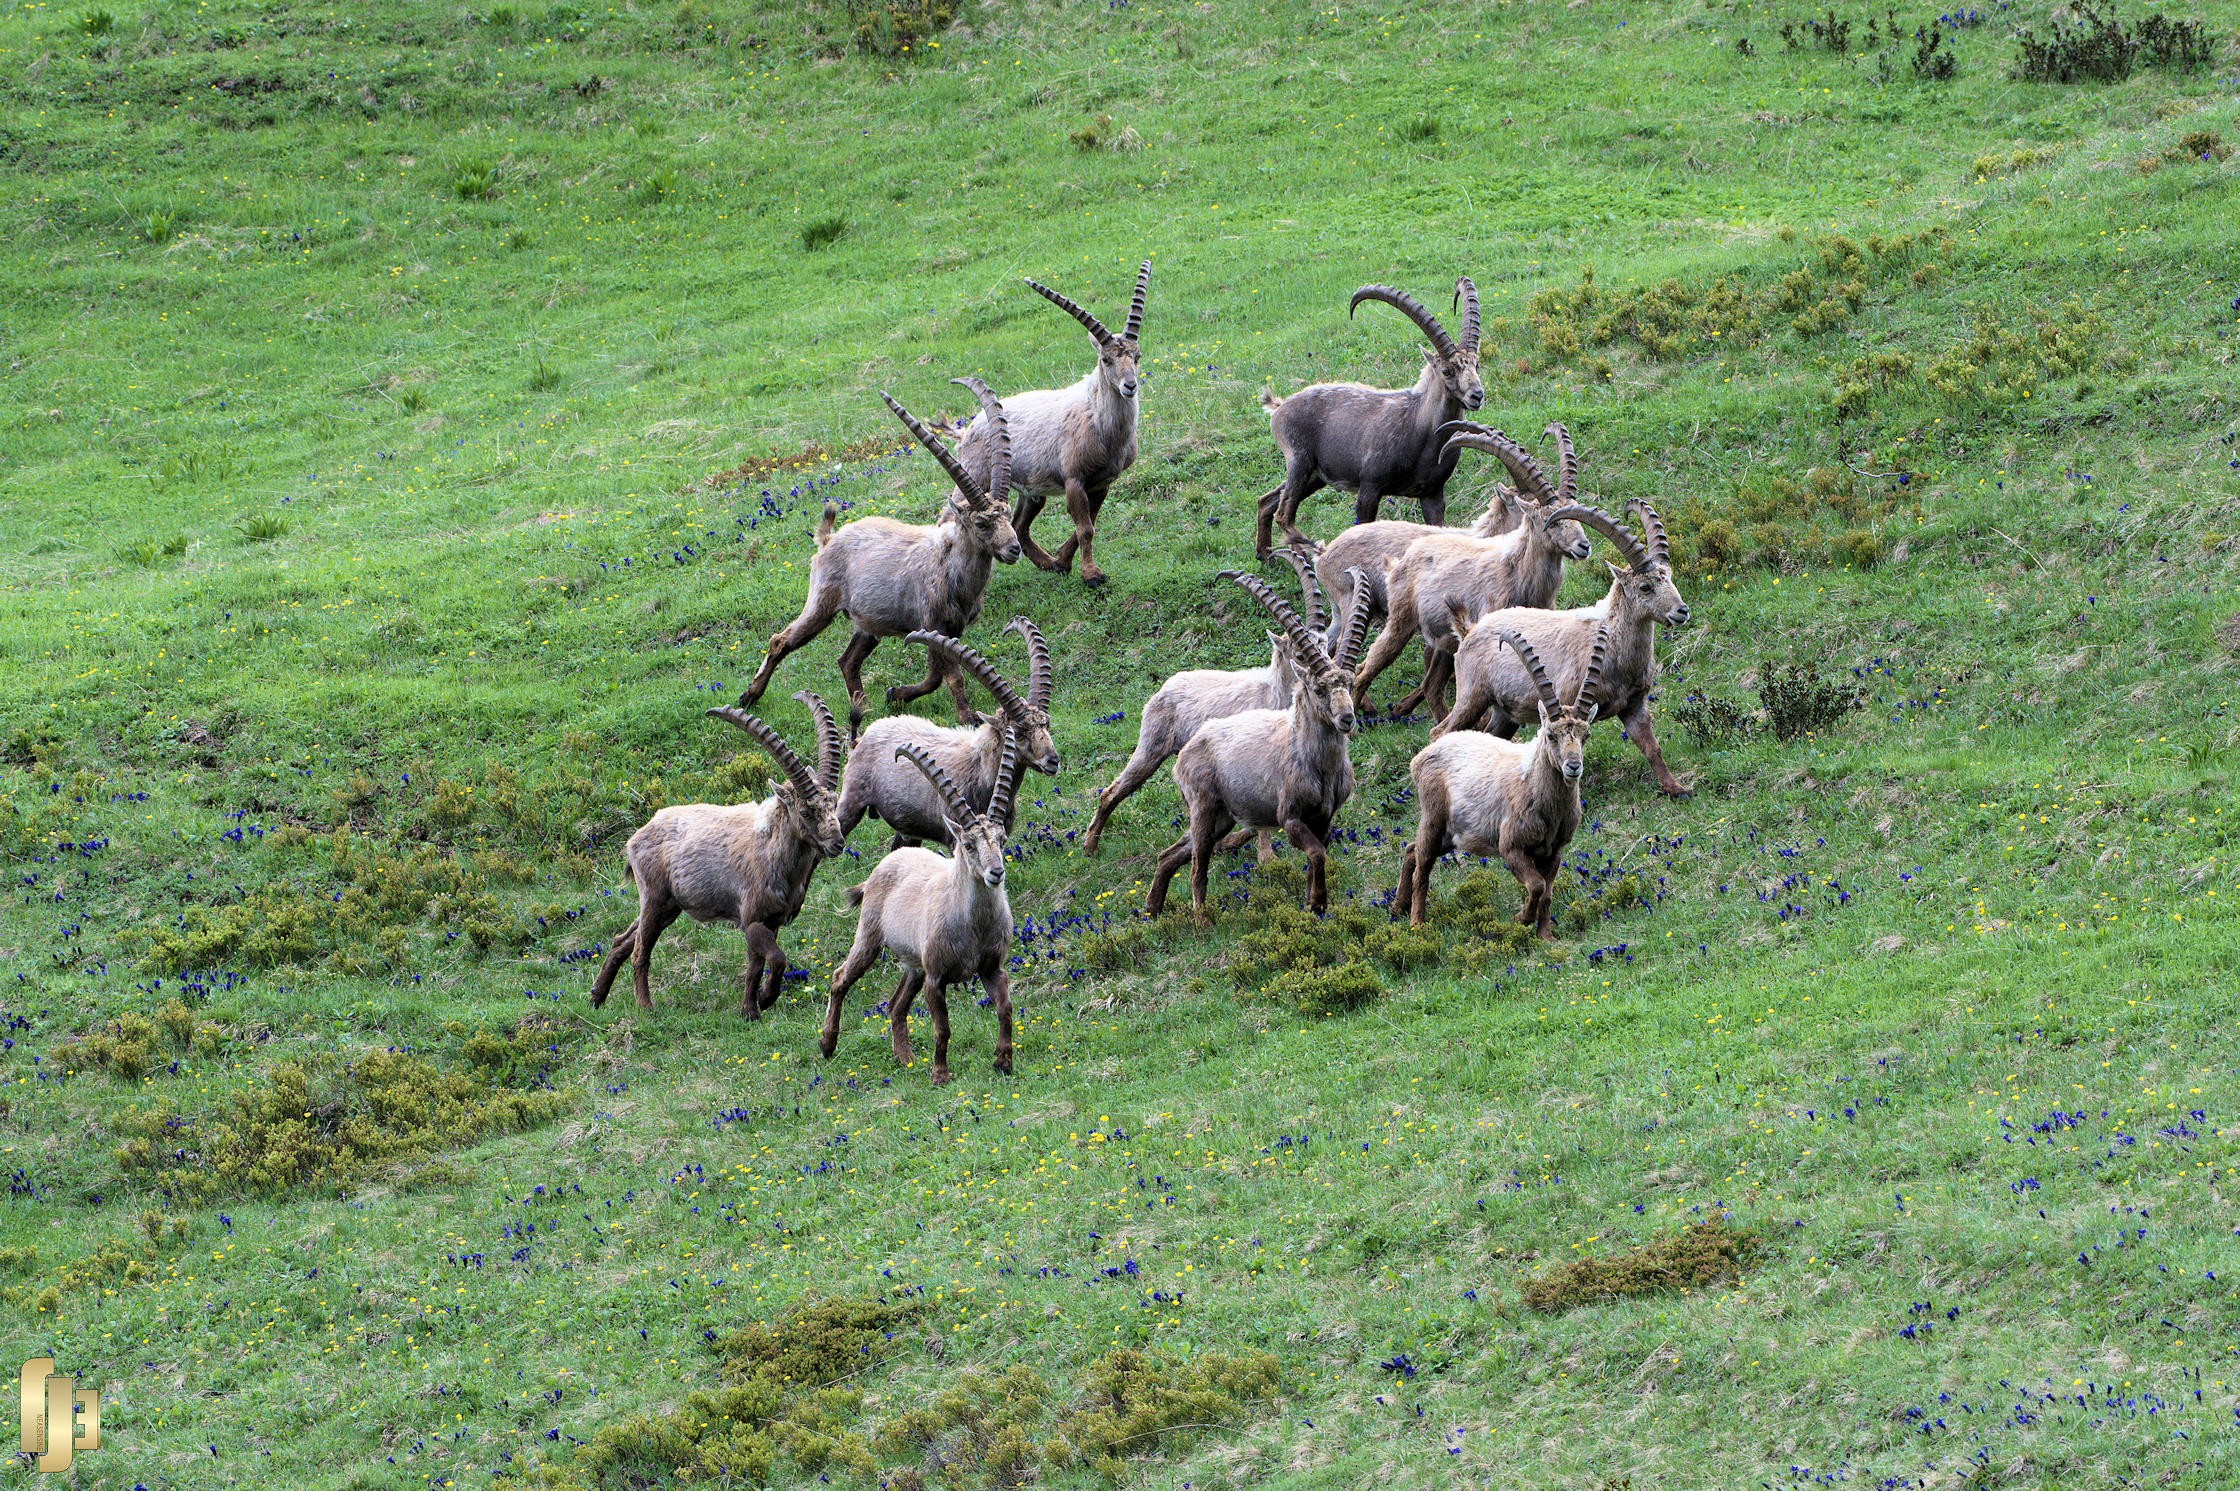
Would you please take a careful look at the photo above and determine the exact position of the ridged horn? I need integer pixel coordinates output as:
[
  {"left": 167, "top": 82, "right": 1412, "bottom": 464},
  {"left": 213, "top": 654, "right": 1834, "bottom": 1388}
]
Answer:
[
  {"left": 1004, "top": 616, "right": 1052, "bottom": 715},
  {"left": 881, "top": 390, "right": 987, "bottom": 508},
  {"left": 1024, "top": 276, "right": 1115, "bottom": 348},
  {"left": 985, "top": 720, "right": 1023, "bottom": 830},
  {"left": 1219, "top": 569, "right": 1332, "bottom": 676},
  {"left": 1272, "top": 546, "right": 1326, "bottom": 633},
  {"left": 1494, "top": 629, "right": 1563, "bottom": 713},
  {"left": 1122, "top": 259, "right": 1151, "bottom": 343},
  {"left": 1452, "top": 276, "right": 1481, "bottom": 354},
  {"left": 905, "top": 630, "right": 1029, "bottom": 721},
  {"left": 1575, "top": 624, "right": 1612, "bottom": 719},
  {"left": 894, "top": 741, "right": 978, "bottom": 827},
  {"left": 1544, "top": 502, "right": 1654, "bottom": 573},
  {"left": 1628, "top": 498, "right": 1670, "bottom": 568},
  {"left": 950, "top": 376, "right": 1009, "bottom": 508},
  {"left": 1335, "top": 566, "right": 1375, "bottom": 672},
  {"left": 1440, "top": 428, "right": 1556, "bottom": 506},
  {"left": 1350, "top": 284, "right": 1461, "bottom": 365},
  {"left": 790, "top": 690, "right": 844, "bottom": 793},
  {"left": 1545, "top": 422, "right": 1578, "bottom": 503},
  {"left": 706, "top": 707, "right": 820, "bottom": 802}
]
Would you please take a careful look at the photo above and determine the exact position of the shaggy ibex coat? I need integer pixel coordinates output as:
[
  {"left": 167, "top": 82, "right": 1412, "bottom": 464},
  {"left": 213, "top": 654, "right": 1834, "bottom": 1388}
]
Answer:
[
  {"left": 590, "top": 693, "right": 847, "bottom": 1017},
  {"left": 1396, "top": 627, "right": 1611, "bottom": 937},
  {"left": 822, "top": 733, "right": 1022, "bottom": 1084},
  {"left": 1351, "top": 424, "right": 1593, "bottom": 718},
  {"left": 1433, "top": 499, "right": 1694, "bottom": 797},
  {"left": 1311, "top": 482, "right": 1519, "bottom": 648},
  {"left": 742, "top": 379, "right": 1022, "bottom": 733},
  {"left": 837, "top": 618, "right": 1057, "bottom": 847},
  {"left": 958, "top": 262, "right": 1150, "bottom": 587},
  {"left": 1254, "top": 279, "right": 1487, "bottom": 559},
  {"left": 1146, "top": 568, "right": 1371, "bottom": 919}
]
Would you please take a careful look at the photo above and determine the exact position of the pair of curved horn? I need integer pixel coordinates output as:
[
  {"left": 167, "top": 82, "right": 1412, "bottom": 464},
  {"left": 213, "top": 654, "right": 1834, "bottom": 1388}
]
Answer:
[
  {"left": 706, "top": 698, "right": 835, "bottom": 801},
  {"left": 1451, "top": 276, "right": 1481, "bottom": 355},
  {"left": 1545, "top": 501, "right": 1655, "bottom": 574},
  {"left": 904, "top": 628, "right": 1038, "bottom": 725},
  {"left": 1440, "top": 426, "right": 1559, "bottom": 507},
  {"left": 1271, "top": 546, "right": 1326, "bottom": 633},
  {"left": 881, "top": 379, "right": 1010, "bottom": 509},
  {"left": 1351, "top": 284, "right": 1463, "bottom": 365},
  {"left": 1629, "top": 497, "right": 1670, "bottom": 567},
  {"left": 1220, "top": 566, "right": 1370, "bottom": 678},
  {"left": 1005, "top": 616, "right": 1052, "bottom": 714},
  {"left": 1496, "top": 626, "right": 1612, "bottom": 718},
  {"left": 894, "top": 722, "right": 1021, "bottom": 832},
  {"left": 1494, "top": 629, "right": 1566, "bottom": 716}
]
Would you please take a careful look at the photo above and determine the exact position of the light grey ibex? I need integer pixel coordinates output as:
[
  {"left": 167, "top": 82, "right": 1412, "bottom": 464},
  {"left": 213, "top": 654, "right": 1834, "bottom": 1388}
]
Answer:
[
  {"left": 1351, "top": 423, "right": 1592, "bottom": 718},
  {"left": 836, "top": 618, "right": 1057, "bottom": 848},
  {"left": 1145, "top": 567, "right": 1371, "bottom": 919},
  {"left": 958, "top": 262, "right": 1151, "bottom": 587},
  {"left": 1254, "top": 279, "right": 1486, "bottom": 558},
  {"left": 1396, "top": 626, "right": 1610, "bottom": 937},
  {"left": 741, "top": 379, "right": 1021, "bottom": 734},
  {"left": 1434, "top": 499, "right": 1694, "bottom": 797},
  {"left": 822, "top": 732, "right": 1022, "bottom": 1085},
  {"left": 590, "top": 692, "right": 847, "bottom": 1017}
]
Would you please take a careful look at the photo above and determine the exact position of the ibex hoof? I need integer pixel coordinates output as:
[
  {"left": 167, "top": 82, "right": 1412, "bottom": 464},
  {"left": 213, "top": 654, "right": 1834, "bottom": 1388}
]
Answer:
[
  {"left": 1080, "top": 568, "right": 1108, "bottom": 588},
  {"left": 929, "top": 1067, "right": 951, "bottom": 1086},
  {"left": 993, "top": 1054, "right": 1014, "bottom": 1076}
]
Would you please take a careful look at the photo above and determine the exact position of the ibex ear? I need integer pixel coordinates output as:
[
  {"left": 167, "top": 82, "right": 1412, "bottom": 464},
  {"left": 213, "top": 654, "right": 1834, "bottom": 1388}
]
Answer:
[
  {"left": 1583, "top": 703, "right": 1600, "bottom": 725},
  {"left": 1537, "top": 698, "right": 1553, "bottom": 727},
  {"left": 1605, "top": 560, "right": 1625, "bottom": 584}
]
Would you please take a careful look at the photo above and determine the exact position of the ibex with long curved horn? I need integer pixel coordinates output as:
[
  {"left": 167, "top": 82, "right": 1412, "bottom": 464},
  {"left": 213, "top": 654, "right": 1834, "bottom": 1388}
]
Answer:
[
  {"left": 837, "top": 618, "right": 1058, "bottom": 848},
  {"left": 956, "top": 261, "right": 1151, "bottom": 586},
  {"left": 1146, "top": 566, "right": 1372, "bottom": 919},
  {"left": 1396, "top": 626, "right": 1610, "bottom": 936},
  {"left": 1351, "top": 423, "right": 1593, "bottom": 718},
  {"left": 1081, "top": 547, "right": 1322, "bottom": 859},
  {"left": 822, "top": 728, "right": 1022, "bottom": 1084},
  {"left": 742, "top": 379, "right": 1022, "bottom": 734},
  {"left": 1434, "top": 498, "right": 1693, "bottom": 797},
  {"left": 590, "top": 693, "right": 848, "bottom": 1017},
  {"left": 1254, "top": 278, "right": 1487, "bottom": 558}
]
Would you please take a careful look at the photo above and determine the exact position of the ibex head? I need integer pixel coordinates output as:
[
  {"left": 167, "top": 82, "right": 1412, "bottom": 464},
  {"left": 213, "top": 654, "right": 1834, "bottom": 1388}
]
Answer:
[
  {"left": 1222, "top": 564, "right": 1372, "bottom": 737},
  {"left": 1440, "top": 422, "right": 1593, "bottom": 560},
  {"left": 1027, "top": 259, "right": 1150, "bottom": 402},
  {"left": 1353, "top": 278, "right": 1483, "bottom": 411},
  {"left": 882, "top": 380, "right": 1023, "bottom": 564},
  {"left": 1546, "top": 498, "right": 1688, "bottom": 628},
  {"left": 707, "top": 693, "right": 847, "bottom": 858}
]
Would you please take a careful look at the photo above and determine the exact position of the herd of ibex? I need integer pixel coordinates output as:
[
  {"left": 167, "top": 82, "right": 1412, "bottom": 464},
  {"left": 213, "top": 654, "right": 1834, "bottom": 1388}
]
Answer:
[{"left": 599, "top": 267, "right": 1695, "bottom": 1081}]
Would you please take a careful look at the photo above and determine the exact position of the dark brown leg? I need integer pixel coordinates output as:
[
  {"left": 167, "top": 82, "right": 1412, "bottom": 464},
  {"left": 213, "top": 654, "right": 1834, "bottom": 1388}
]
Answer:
[
  {"left": 758, "top": 939, "right": 789, "bottom": 1012},
  {"left": 1188, "top": 804, "right": 1231, "bottom": 920},
  {"left": 1056, "top": 480, "right": 1106, "bottom": 586},
  {"left": 822, "top": 932, "right": 883, "bottom": 1059},
  {"left": 1351, "top": 483, "right": 1383, "bottom": 528},
  {"left": 589, "top": 917, "right": 638, "bottom": 1008},
  {"left": 888, "top": 969, "right": 922, "bottom": 1068},
  {"left": 1013, "top": 488, "right": 1064, "bottom": 571},
  {"left": 924, "top": 980, "right": 953, "bottom": 1085},
  {"left": 743, "top": 575, "right": 845, "bottom": 706},
  {"left": 1285, "top": 817, "right": 1329, "bottom": 913},
  {"left": 1392, "top": 845, "right": 1416, "bottom": 923},
  {"left": 1502, "top": 846, "right": 1553, "bottom": 938},
  {"left": 1146, "top": 833, "right": 1193, "bottom": 917},
  {"left": 985, "top": 966, "right": 1014, "bottom": 1075},
  {"left": 630, "top": 899, "right": 682, "bottom": 1011},
  {"left": 836, "top": 630, "right": 879, "bottom": 738},
  {"left": 887, "top": 650, "right": 948, "bottom": 708},
  {"left": 738, "top": 922, "right": 778, "bottom": 1019},
  {"left": 1352, "top": 602, "right": 1419, "bottom": 712},
  {"left": 1622, "top": 703, "right": 1691, "bottom": 797},
  {"left": 1253, "top": 484, "right": 1286, "bottom": 561}
]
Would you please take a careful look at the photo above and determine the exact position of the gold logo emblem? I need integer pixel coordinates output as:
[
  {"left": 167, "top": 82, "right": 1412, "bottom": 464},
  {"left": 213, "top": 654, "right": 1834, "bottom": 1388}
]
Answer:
[{"left": 18, "top": 1359, "right": 98, "bottom": 1473}]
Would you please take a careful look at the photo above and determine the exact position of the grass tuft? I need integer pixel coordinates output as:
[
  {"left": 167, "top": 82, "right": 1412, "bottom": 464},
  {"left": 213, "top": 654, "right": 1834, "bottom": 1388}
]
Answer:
[
  {"left": 800, "top": 213, "right": 848, "bottom": 251},
  {"left": 1523, "top": 1218, "right": 1762, "bottom": 1313}
]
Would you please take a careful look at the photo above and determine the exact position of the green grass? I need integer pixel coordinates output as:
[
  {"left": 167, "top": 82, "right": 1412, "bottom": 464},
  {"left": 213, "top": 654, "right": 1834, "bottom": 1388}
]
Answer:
[{"left": 3, "top": 1, "right": 2239, "bottom": 1486}]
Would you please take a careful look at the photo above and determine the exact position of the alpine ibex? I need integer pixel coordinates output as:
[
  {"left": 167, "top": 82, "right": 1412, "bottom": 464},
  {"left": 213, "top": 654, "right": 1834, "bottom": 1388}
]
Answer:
[
  {"left": 1146, "top": 567, "right": 1371, "bottom": 919},
  {"left": 837, "top": 618, "right": 1057, "bottom": 848},
  {"left": 958, "top": 262, "right": 1151, "bottom": 587},
  {"left": 1395, "top": 627, "right": 1610, "bottom": 936},
  {"left": 1351, "top": 424, "right": 1592, "bottom": 718},
  {"left": 590, "top": 693, "right": 847, "bottom": 1018},
  {"left": 742, "top": 379, "right": 1022, "bottom": 734},
  {"left": 1080, "top": 548, "right": 1322, "bottom": 858},
  {"left": 1433, "top": 499, "right": 1694, "bottom": 797},
  {"left": 822, "top": 733, "right": 1022, "bottom": 1084},
  {"left": 1254, "top": 279, "right": 1486, "bottom": 558}
]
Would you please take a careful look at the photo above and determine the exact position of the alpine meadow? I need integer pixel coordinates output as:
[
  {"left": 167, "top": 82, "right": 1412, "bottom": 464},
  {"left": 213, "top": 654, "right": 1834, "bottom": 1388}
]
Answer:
[{"left": 6, "top": 0, "right": 2240, "bottom": 1486}]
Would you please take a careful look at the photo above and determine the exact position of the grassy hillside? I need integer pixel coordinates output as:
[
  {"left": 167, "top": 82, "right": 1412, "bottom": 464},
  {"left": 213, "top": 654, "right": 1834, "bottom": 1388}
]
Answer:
[{"left": 3, "top": 0, "right": 2239, "bottom": 1485}]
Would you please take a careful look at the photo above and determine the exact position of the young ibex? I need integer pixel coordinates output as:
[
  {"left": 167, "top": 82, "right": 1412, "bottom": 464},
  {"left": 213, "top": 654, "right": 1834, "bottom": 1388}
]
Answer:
[
  {"left": 590, "top": 693, "right": 847, "bottom": 1018},
  {"left": 1080, "top": 548, "right": 1322, "bottom": 858},
  {"left": 742, "top": 379, "right": 1022, "bottom": 734},
  {"left": 1254, "top": 278, "right": 1487, "bottom": 559},
  {"left": 958, "top": 262, "right": 1151, "bottom": 587},
  {"left": 836, "top": 618, "right": 1057, "bottom": 848},
  {"left": 1351, "top": 424, "right": 1593, "bottom": 718},
  {"left": 1433, "top": 499, "right": 1694, "bottom": 797},
  {"left": 822, "top": 733, "right": 1021, "bottom": 1084},
  {"left": 1145, "top": 567, "right": 1371, "bottom": 919},
  {"left": 1395, "top": 627, "right": 1610, "bottom": 936}
]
